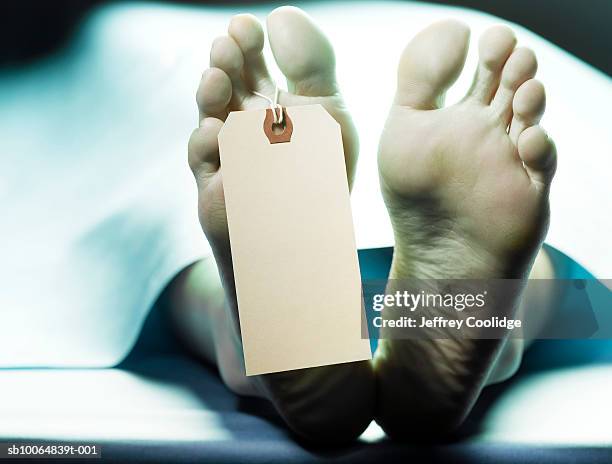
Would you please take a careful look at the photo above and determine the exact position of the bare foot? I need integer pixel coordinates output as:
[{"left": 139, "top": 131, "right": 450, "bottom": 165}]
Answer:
[
  {"left": 375, "top": 20, "right": 556, "bottom": 439},
  {"left": 188, "top": 7, "right": 372, "bottom": 443}
]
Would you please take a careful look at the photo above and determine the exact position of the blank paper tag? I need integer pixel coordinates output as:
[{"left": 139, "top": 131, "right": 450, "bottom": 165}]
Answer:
[{"left": 218, "top": 104, "right": 371, "bottom": 376}]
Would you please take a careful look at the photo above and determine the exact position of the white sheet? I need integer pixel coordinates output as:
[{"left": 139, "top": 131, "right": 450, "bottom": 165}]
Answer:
[
  {"left": 0, "top": 355, "right": 610, "bottom": 446},
  {"left": 0, "top": 1, "right": 609, "bottom": 368}
]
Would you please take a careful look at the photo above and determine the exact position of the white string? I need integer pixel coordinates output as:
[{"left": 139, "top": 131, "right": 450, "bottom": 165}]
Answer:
[{"left": 253, "top": 85, "right": 284, "bottom": 125}]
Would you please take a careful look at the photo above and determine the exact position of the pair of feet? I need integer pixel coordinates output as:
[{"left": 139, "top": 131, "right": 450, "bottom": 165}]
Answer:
[{"left": 188, "top": 7, "right": 556, "bottom": 443}]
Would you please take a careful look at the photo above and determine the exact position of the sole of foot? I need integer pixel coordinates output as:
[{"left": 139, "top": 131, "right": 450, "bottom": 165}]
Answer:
[
  {"left": 188, "top": 6, "right": 372, "bottom": 444},
  {"left": 375, "top": 20, "right": 556, "bottom": 440}
]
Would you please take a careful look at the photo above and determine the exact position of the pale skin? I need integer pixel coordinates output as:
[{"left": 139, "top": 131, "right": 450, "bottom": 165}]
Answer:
[
  {"left": 180, "top": 7, "right": 557, "bottom": 443},
  {"left": 375, "top": 20, "right": 557, "bottom": 438}
]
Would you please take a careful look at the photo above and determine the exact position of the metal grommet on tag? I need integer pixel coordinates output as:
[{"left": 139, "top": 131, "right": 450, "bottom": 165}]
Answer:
[{"left": 264, "top": 107, "right": 293, "bottom": 144}]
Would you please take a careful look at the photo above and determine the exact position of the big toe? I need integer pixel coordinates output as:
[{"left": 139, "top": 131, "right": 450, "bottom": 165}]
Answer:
[
  {"left": 395, "top": 19, "right": 470, "bottom": 109},
  {"left": 267, "top": 6, "right": 338, "bottom": 96}
]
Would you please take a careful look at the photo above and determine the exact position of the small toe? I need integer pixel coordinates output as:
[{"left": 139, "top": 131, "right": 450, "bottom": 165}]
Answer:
[
  {"left": 228, "top": 14, "right": 273, "bottom": 91},
  {"left": 196, "top": 68, "right": 232, "bottom": 120},
  {"left": 509, "top": 79, "right": 546, "bottom": 144},
  {"left": 210, "top": 35, "right": 247, "bottom": 103},
  {"left": 491, "top": 47, "right": 538, "bottom": 125},
  {"left": 467, "top": 25, "right": 517, "bottom": 103},
  {"left": 188, "top": 117, "right": 224, "bottom": 178},
  {"left": 518, "top": 126, "right": 556, "bottom": 187},
  {"left": 267, "top": 6, "right": 338, "bottom": 96},
  {"left": 395, "top": 19, "right": 470, "bottom": 109}
]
